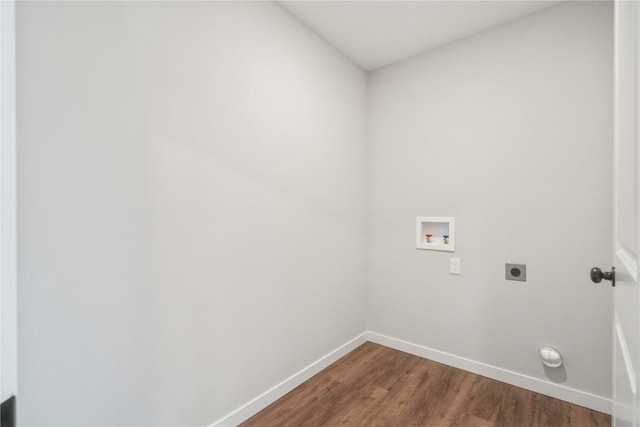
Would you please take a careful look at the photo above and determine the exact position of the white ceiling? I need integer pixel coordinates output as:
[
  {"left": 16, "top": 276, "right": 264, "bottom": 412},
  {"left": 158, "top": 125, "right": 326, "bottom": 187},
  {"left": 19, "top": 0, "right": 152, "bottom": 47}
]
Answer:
[{"left": 277, "top": 1, "right": 564, "bottom": 70}]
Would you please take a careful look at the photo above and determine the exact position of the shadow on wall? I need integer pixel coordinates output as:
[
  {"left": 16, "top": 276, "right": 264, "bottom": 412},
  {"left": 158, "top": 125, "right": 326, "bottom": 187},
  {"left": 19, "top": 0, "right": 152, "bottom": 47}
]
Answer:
[{"left": 544, "top": 364, "right": 568, "bottom": 384}]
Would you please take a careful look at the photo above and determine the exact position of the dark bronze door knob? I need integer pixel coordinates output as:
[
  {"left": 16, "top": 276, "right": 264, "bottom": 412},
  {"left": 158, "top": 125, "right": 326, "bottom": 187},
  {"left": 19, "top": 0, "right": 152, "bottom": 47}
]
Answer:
[{"left": 591, "top": 267, "right": 615, "bottom": 286}]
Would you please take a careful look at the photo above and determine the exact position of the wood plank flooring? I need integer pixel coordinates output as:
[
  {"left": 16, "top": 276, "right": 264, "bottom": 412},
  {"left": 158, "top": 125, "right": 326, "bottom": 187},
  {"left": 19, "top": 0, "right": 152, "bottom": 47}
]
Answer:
[{"left": 240, "top": 342, "right": 610, "bottom": 427}]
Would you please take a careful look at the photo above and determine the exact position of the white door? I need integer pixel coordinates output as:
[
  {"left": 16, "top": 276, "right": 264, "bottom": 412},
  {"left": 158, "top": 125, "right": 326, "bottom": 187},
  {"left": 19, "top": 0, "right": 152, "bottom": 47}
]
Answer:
[
  {"left": 612, "top": 1, "right": 640, "bottom": 426},
  {"left": 1, "top": 0, "right": 17, "bottom": 423},
  {"left": 0, "top": 0, "right": 18, "bottom": 403}
]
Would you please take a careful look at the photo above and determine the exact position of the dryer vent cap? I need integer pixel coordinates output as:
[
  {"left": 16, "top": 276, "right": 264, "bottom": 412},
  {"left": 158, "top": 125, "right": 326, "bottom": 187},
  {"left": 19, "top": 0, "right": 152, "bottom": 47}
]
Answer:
[{"left": 539, "top": 346, "right": 562, "bottom": 368}]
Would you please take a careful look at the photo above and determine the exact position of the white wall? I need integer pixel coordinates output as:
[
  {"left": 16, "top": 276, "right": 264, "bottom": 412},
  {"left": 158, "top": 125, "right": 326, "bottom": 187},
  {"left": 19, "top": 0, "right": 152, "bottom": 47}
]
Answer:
[
  {"left": 1, "top": 0, "right": 17, "bottom": 405},
  {"left": 367, "top": 1, "right": 613, "bottom": 399},
  {"left": 16, "top": 0, "right": 615, "bottom": 424},
  {"left": 16, "top": 2, "right": 367, "bottom": 425}
]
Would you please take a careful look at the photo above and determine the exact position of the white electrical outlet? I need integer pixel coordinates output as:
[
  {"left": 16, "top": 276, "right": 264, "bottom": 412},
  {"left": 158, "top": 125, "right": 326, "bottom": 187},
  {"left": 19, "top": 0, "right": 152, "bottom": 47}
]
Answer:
[{"left": 450, "top": 258, "right": 461, "bottom": 275}]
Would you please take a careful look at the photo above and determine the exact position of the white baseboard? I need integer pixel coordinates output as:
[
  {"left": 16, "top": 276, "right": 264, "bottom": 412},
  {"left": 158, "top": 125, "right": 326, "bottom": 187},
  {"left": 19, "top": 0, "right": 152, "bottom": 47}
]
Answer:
[
  {"left": 367, "top": 331, "right": 612, "bottom": 415},
  {"left": 210, "top": 332, "right": 369, "bottom": 427},
  {"left": 210, "top": 330, "right": 611, "bottom": 426}
]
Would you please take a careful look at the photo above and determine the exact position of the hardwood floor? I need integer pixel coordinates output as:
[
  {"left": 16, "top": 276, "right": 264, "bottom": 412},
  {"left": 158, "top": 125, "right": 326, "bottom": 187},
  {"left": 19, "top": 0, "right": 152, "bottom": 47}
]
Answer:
[{"left": 240, "top": 342, "right": 610, "bottom": 427}]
